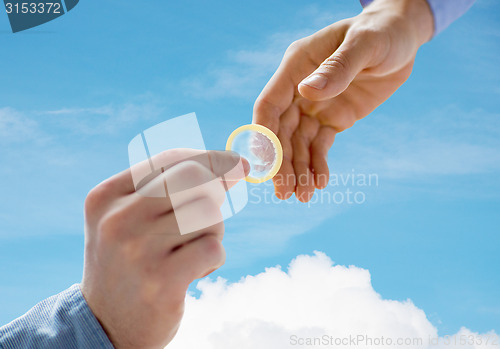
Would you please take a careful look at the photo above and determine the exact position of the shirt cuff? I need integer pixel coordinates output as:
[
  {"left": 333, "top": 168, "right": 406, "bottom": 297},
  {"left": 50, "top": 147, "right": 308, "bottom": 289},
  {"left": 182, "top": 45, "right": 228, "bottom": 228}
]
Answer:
[
  {"left": 425, "top": 0, "right": 475, "bottom": 35},
  {"left": 0, "top": 284, "right": 114, "bottom": 349},
  {"left": 359, "top": 0, "right": 476, "bottom": 37}
]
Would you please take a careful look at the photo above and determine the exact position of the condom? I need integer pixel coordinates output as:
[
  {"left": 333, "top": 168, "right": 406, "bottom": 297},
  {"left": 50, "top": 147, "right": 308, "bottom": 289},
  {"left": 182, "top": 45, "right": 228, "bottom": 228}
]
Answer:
[{"left": 226, "top": 124, "right": 283, "bottom": 184}]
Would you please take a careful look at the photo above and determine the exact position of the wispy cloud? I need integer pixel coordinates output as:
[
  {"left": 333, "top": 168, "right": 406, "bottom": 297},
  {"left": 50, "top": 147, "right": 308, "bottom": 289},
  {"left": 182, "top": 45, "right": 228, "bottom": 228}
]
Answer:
[
  {"left": 2, "top": 96, "right": 165, "bottom": 145},
  {"left": 0, "top": 99, "right": 166, "bottom": 237},
  {"left": 181, "top": 5, "right": 357, "bottom": 100},
  {"left": 0, "top": 107, "right": 47, "bottom": 144},
  {"left": 332, "top": 105, "right": 500, "bottom": 179},
  {"left": 41, "top": 101, "right": 164, "bottom": 136},
  {"left": 181, "top": 31, "right": 305, "bottom": 100}
]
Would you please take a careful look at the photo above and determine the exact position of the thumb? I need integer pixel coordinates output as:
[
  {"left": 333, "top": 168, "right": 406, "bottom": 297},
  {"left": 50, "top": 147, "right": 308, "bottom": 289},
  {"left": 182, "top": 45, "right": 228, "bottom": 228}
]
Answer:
[
  {"left": 209, "top": 151, "right": 250, "bottom": 190},
  {"left": 298, "top": 37, "right": 373, "bottom": 101}
]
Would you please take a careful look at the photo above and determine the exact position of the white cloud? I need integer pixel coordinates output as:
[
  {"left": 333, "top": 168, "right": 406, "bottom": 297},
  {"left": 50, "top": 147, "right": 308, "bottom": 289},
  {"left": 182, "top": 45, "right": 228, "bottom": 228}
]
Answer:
[{"left": 169, "top": 252, "right": 498, "bottom": 349}]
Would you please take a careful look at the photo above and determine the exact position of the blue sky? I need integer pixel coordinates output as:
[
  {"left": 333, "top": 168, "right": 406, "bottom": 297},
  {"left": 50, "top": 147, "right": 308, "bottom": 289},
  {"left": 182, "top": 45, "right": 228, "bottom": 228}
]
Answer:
[{"left": 0, "top": 0, "right": 499, "bottom": 340}]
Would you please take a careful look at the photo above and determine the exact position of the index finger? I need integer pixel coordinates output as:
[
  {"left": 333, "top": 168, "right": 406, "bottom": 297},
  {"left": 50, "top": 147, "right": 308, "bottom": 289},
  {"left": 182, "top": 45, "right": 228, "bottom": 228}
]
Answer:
[
  {"left": 252, "top": 61, "right": 296, "bottom": 135},
  {"left": 103, "top": 149, "right": 248, "bottom": 198}
]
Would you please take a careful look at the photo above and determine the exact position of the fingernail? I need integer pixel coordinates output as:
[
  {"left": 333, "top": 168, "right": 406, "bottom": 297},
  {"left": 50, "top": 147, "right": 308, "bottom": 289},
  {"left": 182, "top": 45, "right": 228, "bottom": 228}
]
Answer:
[{"left": 300, "top": 74, "right": 328, "bottom": 90}]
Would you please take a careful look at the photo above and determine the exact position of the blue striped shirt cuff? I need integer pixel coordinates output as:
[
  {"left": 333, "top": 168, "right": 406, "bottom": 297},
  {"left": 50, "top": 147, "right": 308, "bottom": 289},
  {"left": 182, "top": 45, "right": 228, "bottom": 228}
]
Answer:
[
  {"left": 359, "top": 0, "right": 476, "bottom": 37},
  {"left": 0, "top": 284, "right": 114, "bottom": 349}
]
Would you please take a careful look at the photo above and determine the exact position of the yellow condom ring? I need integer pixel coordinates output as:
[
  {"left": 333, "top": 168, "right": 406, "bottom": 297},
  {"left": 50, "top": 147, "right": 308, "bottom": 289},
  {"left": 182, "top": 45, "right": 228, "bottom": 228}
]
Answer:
[{"left": 226, "top": 124, "right": 283, "bottom": 184}]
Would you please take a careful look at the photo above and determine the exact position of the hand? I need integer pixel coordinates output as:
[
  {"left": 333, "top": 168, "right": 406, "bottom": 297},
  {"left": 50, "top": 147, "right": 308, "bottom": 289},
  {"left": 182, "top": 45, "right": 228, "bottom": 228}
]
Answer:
[
  {"left": 253, "top": 0, "right": 434, "bottom": 202},
  {"left": 80, "top": 149, "right": 248, "bottom": 349}
]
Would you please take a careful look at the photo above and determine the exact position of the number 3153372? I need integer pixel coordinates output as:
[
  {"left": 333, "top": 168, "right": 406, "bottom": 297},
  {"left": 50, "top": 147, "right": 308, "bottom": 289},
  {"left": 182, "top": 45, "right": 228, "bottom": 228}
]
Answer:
[{"left": 5, "top": 2, "right": 62, "bottom": 14}]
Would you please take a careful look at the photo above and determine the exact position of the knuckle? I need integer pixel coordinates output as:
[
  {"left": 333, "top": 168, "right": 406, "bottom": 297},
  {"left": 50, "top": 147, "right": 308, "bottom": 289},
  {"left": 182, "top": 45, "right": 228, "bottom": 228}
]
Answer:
[
  {"left": 334, "top": 111, "right": 357, "bottom": 132},
  {"left": 97, "top": 208, "right": 128, "bottom": 242},
  {"left": 168, "top": 160, "right": 227, "bottom": 207},
  {"left": 347, "top": 25, "right": 390, "bottom": 62},
  {"left": 278, "top": 123, "right": 295, "bottom": 138},
  {"left": 206, "top": 198, "right": 224, "bottom": 221},
  {"left": 162, "top": 148, "right": 184, "bottom": 159},
  {"left": 210, "top": 180, "right": 227, "bottom": 206},
  {"left": 170, "top": 300, "right": 185, "bottom": 317},
  {"left": 206, "top": 186, "right": 226, "bottom": 208},
  {"left": 197, "top": 197, "right": 224, "bottom": 227},
  {"left": 253, "top": 97, "right": 281, "bottom": 131},
  {"left": 311, "top": 135, "right": 329, "bottom": 152},
  {"left": 322, "top": 50, "right": 350, "bottom": 74},
  {"left": 120, "top": 238, "right": 143, "bottom": 263},
  {"left": 208, "top": 151, "right": 237, "bottom": 176},
  {"left": 181, "top": 161, "right": 212, "bottom": 185},
  {"left": 176, "top": 161, "right": 226, "bottom": 204},
  {"left": 297, "top": 116, "right": 320, "bottom": 142},
  {"left": 157, "top": 148, "right": 184, "bottom": 167},
  {"left": 348, "top": 26, "right": 380, "bottom": 42},
  {"left": 84, "top": 182, "right": 113, "bottom": 216},
  {"left": 199, "top": 235, "right": 225, "bottom": 264},
  {"left": 285, "top": 39, "right": 305, "bottom": 56}
]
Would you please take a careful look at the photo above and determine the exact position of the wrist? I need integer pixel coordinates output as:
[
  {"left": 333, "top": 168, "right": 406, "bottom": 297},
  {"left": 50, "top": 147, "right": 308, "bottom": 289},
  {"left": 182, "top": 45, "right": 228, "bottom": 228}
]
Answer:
[
  {"left": 364, "top": 0, "right": 434, "bottom": 46},
  {"left": 405, "top": 0, "right": 434, "bottom": 45}
]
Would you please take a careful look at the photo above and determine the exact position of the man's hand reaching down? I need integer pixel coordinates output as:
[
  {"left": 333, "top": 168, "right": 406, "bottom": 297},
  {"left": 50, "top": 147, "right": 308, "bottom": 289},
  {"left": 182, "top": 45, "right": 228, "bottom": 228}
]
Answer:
[{"left": 253, "top": 0, "right": 434, "bottom": 202}]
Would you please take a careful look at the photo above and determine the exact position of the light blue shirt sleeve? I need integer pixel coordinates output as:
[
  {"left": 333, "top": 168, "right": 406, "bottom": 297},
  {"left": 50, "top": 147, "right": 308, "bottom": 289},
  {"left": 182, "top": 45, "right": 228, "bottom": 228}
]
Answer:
[
  {"left": 359, "top": 0, "right": 476, "bottom": 36},
  {"left": 0, "top": 284, "right": 114, "bottom": 349}
]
